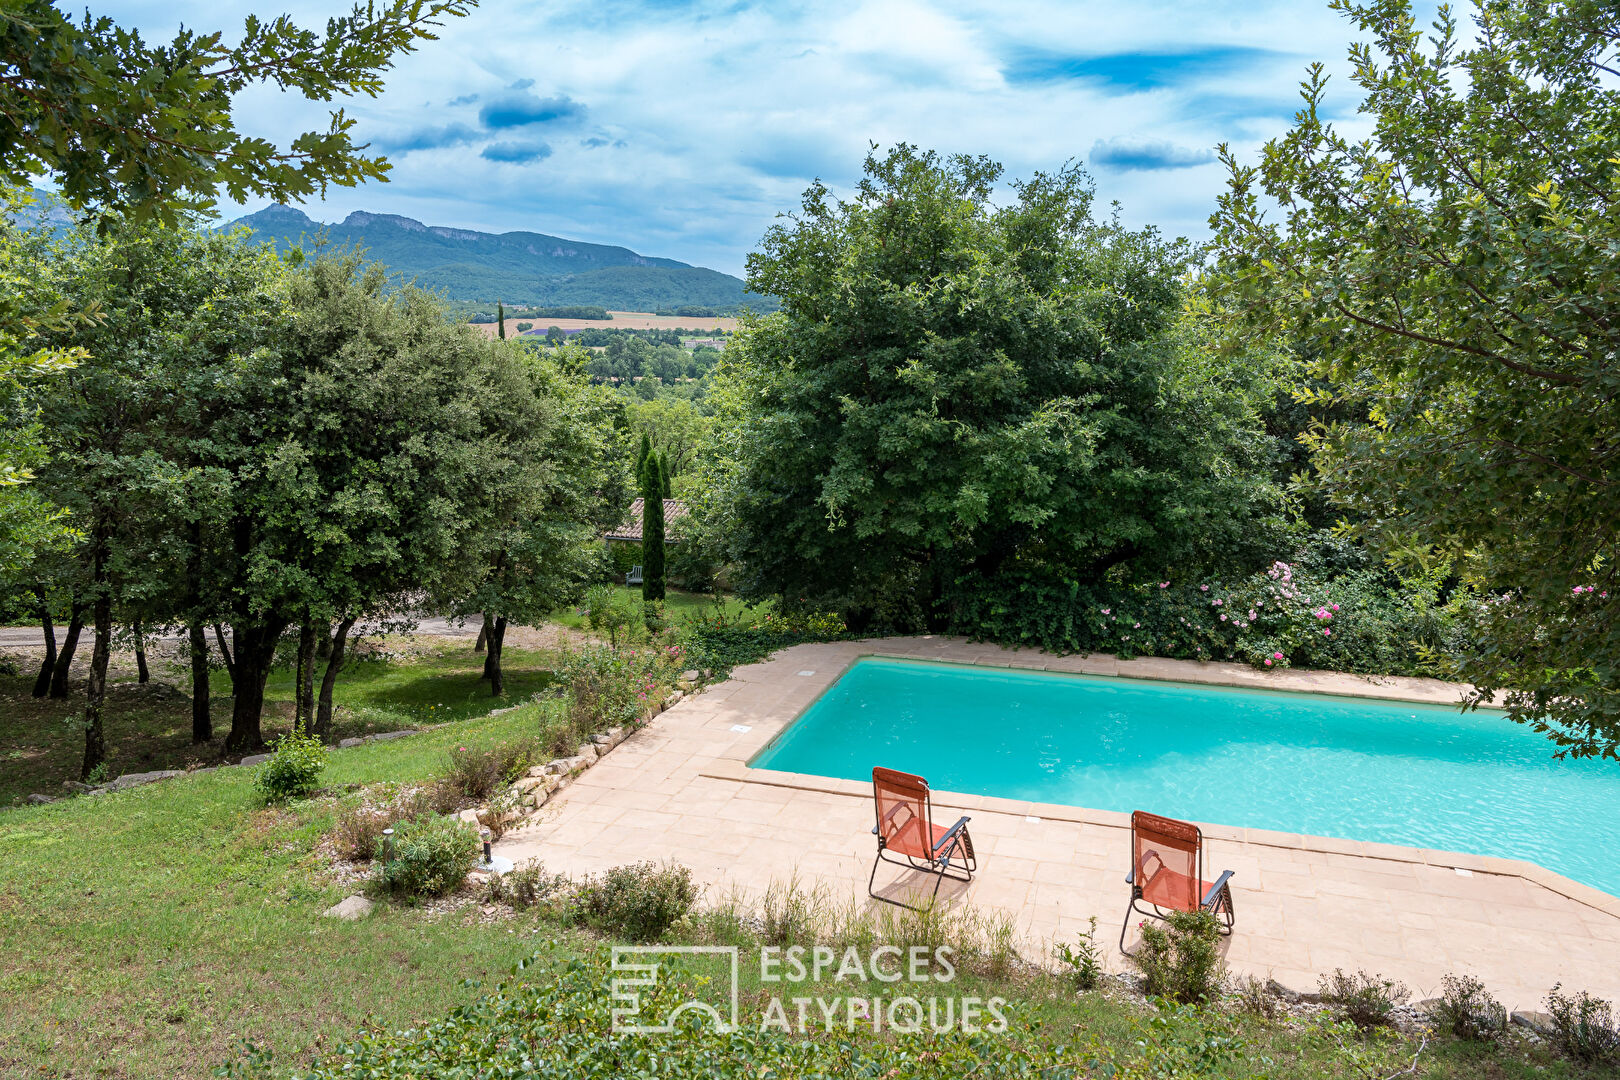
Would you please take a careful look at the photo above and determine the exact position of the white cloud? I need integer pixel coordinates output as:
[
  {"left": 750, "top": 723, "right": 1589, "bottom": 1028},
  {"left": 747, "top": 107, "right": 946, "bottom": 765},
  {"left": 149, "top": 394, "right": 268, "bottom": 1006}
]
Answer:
[{"left": 91, "top": 0, "right": 1412, "bottom": 276}]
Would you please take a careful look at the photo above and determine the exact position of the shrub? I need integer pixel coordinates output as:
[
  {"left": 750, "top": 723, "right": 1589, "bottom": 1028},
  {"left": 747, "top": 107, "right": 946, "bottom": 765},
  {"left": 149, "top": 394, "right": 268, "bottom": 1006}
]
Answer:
[
  {"left": 444, "top": 738, "right": 542, "bottom": 801},
  {"left": 1232, "top": 974, "right": 1285, "bottom": 1021},
  {"left": 573, "top": 862, "right": 697, "bottom": 941},
  {"left": 486, "top": 859, "right": 570, "bottom": 910},
  {"left": 677, "top": 604, "right": 847, "bottom": 677},
  {"left": 1433, "top": 974, "right": 1506, "bottom": 1043},
  {"left": 1545, "top": 985, "right": 1620, "bottom": 1065},
  {"left": 376, "top": 814, "right": 480, "bottom": 899},
  {"left": 1054, "top": 916, "right": 1103, "bottom": 992},
  {"left": 331, "top": 803, "right": 393, "bottom": 861},
  {"left": 254, "top": 723, "right": 327, "bottom": 802},
  {"left": 555, "top": 641, "right": 684, "bottom": 745},
  {"left": 579, "top": 584, "right": 642, "bottom": 645},
  {"left": 1318, "top": 969, "right": 1409, "bottom": 1033},
  {"left": 1134, "top": 909, "right": 1225, "bottom": 1004}
]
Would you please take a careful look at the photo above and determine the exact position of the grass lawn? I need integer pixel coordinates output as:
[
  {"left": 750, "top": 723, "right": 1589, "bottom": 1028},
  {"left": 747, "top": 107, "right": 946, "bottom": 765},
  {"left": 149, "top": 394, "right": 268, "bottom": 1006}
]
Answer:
[
  {"left": 0, "top": 639, "right": 556, "bottom": 806},
  {"left": 547, "top": 585, "right": 763, "bottom": 630}
]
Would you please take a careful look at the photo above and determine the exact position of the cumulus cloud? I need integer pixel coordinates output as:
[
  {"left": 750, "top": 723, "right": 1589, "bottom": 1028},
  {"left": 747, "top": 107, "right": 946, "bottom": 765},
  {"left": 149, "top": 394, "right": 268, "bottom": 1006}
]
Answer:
[
  {"left": 479, "top": 92, "right": 584, "bottom": 129},
  {"left": 1089, "top": 137, "right": 1216, "bottom": 171},
  {"left": 445, "top": 93, "right": 479, "bottom": 107},
  {"left": 172, "top": 0, "right": 1367, "bottom": 275},
  {"left": 481, "top": 141, "right": 554, "bottom": 164}
]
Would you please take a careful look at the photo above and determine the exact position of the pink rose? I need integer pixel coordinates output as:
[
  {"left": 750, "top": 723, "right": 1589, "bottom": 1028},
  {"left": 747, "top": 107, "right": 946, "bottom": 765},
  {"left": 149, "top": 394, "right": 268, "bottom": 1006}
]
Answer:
[
  {"left": 1273, "top": 652, "right": 1283, "bottom": 659},
  {"left": 1264, "top": 658, "right": 1273, "bottom": 666}
]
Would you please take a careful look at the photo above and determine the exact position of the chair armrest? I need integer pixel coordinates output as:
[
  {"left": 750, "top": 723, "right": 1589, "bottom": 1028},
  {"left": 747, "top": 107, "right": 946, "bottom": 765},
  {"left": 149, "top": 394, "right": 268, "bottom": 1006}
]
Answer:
[
  {"left": 871, "top": 827, "right": 879, "bottom": 835},
  {"left": 931, "top": 816, "right": 971, "bottom": 853},
  {"left": 1125, "top": 867, "right": 1134, "bottom": 885},
  {"left": 1201, "top": 870, "right": 1235, "bottom": 908}
]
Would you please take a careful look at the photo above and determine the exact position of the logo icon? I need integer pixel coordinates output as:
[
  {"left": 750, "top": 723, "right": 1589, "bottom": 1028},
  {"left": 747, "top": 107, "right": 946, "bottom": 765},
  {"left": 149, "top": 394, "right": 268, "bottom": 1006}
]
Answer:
[{"left": 610, "top": 945, "right": 739, "bottom": 1034}]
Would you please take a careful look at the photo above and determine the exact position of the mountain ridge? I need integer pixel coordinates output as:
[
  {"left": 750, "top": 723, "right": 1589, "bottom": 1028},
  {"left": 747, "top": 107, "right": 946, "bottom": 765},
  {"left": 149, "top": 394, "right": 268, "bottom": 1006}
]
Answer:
[{"left": 225, "top": 206, "right": 773, "bottom": 313}]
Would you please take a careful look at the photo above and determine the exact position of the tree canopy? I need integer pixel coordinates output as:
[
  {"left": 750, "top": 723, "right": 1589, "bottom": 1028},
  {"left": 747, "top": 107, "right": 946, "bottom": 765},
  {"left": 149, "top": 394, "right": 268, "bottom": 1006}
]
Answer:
[
  {"left": 701, "top": 145, "right": 1285, "bottom": 631},
  {"left": 1210, "top": 0, "right": 1620, "bottom": 757}
]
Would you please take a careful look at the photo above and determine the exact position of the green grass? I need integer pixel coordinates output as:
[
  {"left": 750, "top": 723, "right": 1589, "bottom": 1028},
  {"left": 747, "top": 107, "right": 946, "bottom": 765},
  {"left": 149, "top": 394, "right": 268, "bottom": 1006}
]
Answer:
[
  {"left": 0, "top": 639, "right": 556, "bottom": 806},
  {"left": 547, "top": 586, "right": 763, "bottom": 630}
]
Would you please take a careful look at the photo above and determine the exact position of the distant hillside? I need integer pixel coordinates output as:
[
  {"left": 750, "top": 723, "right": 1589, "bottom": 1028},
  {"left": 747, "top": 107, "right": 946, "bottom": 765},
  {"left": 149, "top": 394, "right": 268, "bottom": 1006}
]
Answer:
[{"left": 225, "top": 206, "right": 775, "bottom": 313}]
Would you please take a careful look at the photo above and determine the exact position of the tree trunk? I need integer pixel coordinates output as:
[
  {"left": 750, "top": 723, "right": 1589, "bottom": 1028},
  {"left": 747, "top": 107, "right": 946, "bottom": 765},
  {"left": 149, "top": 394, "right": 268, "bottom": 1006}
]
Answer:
[
  {"left": 488, "top": 617, "right": 508, "bottom": 697},
  {"left": 213, "top": 624, "right": 235, "bottom": 682},
  {"left": 224, "top": 618, "right": 288, "bottom": 753},
  {"left": 314, "top": 615, "right": 356, "bottom": 740},
  {"left": 133, "top": 620, "right": 149, "bottom": 684},
  {"left": 81, "top": 584, "right": 112, "bottom": 781},
  {"left": 474, "top": 618, "right": 488, "bottom": 653},
  {"left": 315, "top": 619, "right": 333, "bottom": 662},
  {"left": 188, "top": 621, "right": 212, "bottom": 744},
  {"left": 481, "top": 612, "right": 497, "bottom": 679},
  {"left": 294, "top": 622, "right": 317, "bottom": 731},
  {"left": 49, "top": 606, "right": 85, "bottom": 699},
  {"left": 31, "top": 605, "right": 56, "bottom": 698}
]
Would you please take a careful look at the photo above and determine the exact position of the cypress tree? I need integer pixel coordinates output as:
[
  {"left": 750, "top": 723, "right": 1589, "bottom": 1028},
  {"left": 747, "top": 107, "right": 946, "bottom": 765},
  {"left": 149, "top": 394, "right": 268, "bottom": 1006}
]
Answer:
[
  {"left": 636, "top": 432, "right": 652, "bottom": 478},
  {"left": 641, "top": 453, "right": 666, "bottom": 602},
  {"left": 497, "top": 300, "right": 506, "bottom": 340}
]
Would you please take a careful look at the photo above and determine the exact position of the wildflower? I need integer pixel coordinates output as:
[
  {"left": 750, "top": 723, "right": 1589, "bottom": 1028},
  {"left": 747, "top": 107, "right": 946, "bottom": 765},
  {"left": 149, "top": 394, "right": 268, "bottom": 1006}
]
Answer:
[
  {"left": 1212, "top": 598, "right": 1223, "bottom": 606},
  {"left": 1159, "top": 582, "right": 1169, "bottom": 589},
  {"left": 1102, "top": 608, "right": 1111, "bottom": 615},
  {"left": 1273, "top": 652, "right": 1283, "bottom": 660},
  {"left": 1248, "top": 611, "right": 1257, "bottom": 620},
  {"left": 1200, "top": 584, "right": 1209, "bottom": 592},
  {"left": 1331, "top": 603, "right": 1340, "bottom": 611},
  {"left": 1264, "top": 658, "right": 1273, "bottom": 666},
  {"left": 1219, "top": 614, "right": 1227, "bottom": 622},
  {"left": 1323, "top": 629, "right": 1331, "bottom": 636}
]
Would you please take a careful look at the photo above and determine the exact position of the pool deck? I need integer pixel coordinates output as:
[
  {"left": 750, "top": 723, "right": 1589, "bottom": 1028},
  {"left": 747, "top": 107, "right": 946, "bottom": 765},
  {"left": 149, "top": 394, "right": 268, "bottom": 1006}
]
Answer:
[{"left": 497, "top": 637, "right": 1620, "bottom": 1010}]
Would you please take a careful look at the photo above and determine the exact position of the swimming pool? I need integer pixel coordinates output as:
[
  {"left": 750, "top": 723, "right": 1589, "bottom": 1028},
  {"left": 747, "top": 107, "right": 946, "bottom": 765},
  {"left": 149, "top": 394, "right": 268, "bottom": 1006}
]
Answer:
[{"left": 748, "top": 657, "right": 1620, "bottom": 897}]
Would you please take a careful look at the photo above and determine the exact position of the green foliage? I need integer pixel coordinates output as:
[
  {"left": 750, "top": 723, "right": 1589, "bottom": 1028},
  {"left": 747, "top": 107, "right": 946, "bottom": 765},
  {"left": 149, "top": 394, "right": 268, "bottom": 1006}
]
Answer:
[
  {"left": 703, "top": 145, "right": 1286, "bottom": 632},
  {"left": 1134, "top": 909, "right": 1226, "bottom": 1005},
  {"left": 554, "top": 640, "right": 684, "bottom": 739},
  {"left": 0, "top": 0, "right": 472, "bottom": 223},
  {"left": 1210, "top": 0, "right": 1620, "bottom": 757},
  {"left": 579, "top": 584, "right": 643, "bottom": 646},
  {"left": 1544, "top": 985, "right": 1620, "bottom": 1065},
  {"left": 444, "top": 738, "right": 543, "bottom": 802},
  {"left": 1433, "top": 974, "right": 1507, "bottom": 1044},
  {"left": 676, "top": 604, "right": 847, "bottom": 677},
  {"left": 376, "top": 813, "right": 479, "bottom": 899},
  {"left": 572, "top": 862, "right": 697, "bottom": 941},
  {"left": 485, "top": 859, "right": 570, "bottom": 910},
  {"left": 1317, "top": 969, "right": 1410, "bottom": 1033},
  {"left": 640, "top": 450, "right": 667, "bottom": 602},
  {"left": 254, "top": 723, "right": 327, "bottom": 802},
  {"left": 1053, "top": 916, "right": 1102, "bottom": 992}
]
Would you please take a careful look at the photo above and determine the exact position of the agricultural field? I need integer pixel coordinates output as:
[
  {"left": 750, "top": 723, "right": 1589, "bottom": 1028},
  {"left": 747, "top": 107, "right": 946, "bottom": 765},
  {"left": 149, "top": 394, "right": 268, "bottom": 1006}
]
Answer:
[{"left": 468, "top": 310, "right": 740, "bottom": 337}]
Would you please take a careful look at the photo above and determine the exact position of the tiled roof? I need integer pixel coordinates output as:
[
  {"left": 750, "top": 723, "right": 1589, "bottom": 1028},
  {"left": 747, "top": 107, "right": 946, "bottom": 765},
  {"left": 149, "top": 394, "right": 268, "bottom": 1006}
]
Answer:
[{"left": 606, "top": 497, "right": 688, "bottom": 542}]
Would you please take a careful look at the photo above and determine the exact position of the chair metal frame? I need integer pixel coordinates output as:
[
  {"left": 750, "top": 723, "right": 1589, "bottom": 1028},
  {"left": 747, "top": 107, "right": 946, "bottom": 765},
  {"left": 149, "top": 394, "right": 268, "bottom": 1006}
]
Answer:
[
  {"left": 1119, "top": 810, "right": 1236, "bottom": 955},
  {"left": 868, "top": 767, "right": 977, "bottom": 909}
]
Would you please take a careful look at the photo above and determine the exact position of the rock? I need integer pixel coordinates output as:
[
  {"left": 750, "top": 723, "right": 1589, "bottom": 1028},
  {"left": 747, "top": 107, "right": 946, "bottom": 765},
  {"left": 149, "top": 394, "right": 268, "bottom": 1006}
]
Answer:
[
  {"left": 527, "top": 764, "right": 550, "bottom": 778},
  {"left": 665, "top": 690, "right": 685, "bottom": 707},
  {"left": 457, "top": 809, "right": 482, "bottom": 826},
  {"left": 239, "top": 753, "right": 272, "bottom": 767},
  {"left": 1266, "top": 979, "right": 1304, "bottom": 1004},
  {"left": 338, "top": 737, "right": 364, "bottom": 748},
  {"left": 552, "top": 774, "right": 572, "bottom": 795},
  {"left": 322, "top": 895, "right": 374, "bottom": 921},
  {"left": 588, "top": 732, "right": 612, "bottom": 746},
  {"left": 575, "top": 743, "right": 598, "bottom": 762},
  {"left": 682, "top": 669, "right": 700, "bottom": 683},
  {"left": 367, "top": 729, "right": 419, "bottom": 743},
  {"left": 1511, "top": 1011, "right": 1556, "bottom": 1036},
  {"left": 61, "top": 781, "right": 95, "bottom": 794},
  {"left": 107, "top": 769, "right": 185, "bottom": 792},
  {"left": 603, "top": 726, "right": 626, "bottom": 746},
  {"left": 543, "top": 759, "right": 569, "bottom": 776},
  {"left": 512, "top": 776, "right": 546, "bottom": 794},
  {"left": 1414, "top": 997, "right": 1445, "bottom": 1016},
  {"left": 26, "top": 793, "right": 58, "bottom": 805}
]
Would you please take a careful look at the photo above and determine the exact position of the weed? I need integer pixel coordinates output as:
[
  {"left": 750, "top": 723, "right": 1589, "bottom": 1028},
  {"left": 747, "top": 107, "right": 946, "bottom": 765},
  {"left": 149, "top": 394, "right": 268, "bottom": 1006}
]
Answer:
[
  {"left": 255, "top": 723, "right": 326, "bottom": 802},
  {"left": 574, "top": 862, "right": 698, "bottom": 942},
  {"left": 1318, "top": 969, "right": 1410, "bottom": 1033},
  {"left": 1054, "top": 916, "right": 1103, "bottom": 992},
  {"left": 1432, "top": 974, "right": 1506, "bottom": 1043},
  {"left": 1135, "top": 909, "right": 1226, "bottom": 1005},
  {"left": 1545, "top": 985, "right": 1620, "bottom": 1065}
]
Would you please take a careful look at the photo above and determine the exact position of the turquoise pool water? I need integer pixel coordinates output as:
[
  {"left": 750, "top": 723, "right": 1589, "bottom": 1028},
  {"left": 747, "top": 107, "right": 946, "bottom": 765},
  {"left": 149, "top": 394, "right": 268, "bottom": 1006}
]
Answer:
[{"left": 749, "top": 657, "right": 1620, "bottom": 897}]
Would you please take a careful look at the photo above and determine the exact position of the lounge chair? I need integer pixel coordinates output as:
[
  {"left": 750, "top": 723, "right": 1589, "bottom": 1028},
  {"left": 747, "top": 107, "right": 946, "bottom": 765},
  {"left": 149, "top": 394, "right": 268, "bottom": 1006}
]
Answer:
[
  {"left": 868, "top": 767, "right": 976, "bottom": 908},
  {"left": 1119, "top": 810, "right": 1235, "bottom": 954}
]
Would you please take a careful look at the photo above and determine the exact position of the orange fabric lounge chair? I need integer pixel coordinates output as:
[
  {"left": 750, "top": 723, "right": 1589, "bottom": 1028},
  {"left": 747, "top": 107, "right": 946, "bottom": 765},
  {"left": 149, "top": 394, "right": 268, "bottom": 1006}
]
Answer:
[
  {"left": 1119, "top": 810, "right": 1236, "bottom": 954},
  {"left": 868, "top": 767, "right": 976, "bottom": 908}
]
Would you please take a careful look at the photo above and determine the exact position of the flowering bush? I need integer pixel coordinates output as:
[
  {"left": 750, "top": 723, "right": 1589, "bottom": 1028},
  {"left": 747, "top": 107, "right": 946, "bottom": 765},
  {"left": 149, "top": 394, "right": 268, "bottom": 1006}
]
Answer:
[
  {"left": 678, "top": 604, "right": 848, "bottom": 676},
  {"left": 555, "top": 640, "right": 686, "bottom": 745},
  {"left": 952, "top": 555, "right": 1466, "bottom": 676}
]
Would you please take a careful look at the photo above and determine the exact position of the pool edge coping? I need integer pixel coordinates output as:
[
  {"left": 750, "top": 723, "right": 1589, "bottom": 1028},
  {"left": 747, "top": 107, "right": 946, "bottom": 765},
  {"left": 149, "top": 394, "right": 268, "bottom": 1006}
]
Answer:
[{"left": 712, "top": 640, "right": 1620, "bottom": 921}]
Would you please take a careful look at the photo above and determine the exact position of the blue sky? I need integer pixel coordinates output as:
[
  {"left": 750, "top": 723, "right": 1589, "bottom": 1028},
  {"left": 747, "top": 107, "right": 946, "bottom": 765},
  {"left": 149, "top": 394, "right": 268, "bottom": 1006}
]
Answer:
[{"left": 95, "top": 0, "right": 1412, "bottom": 277}]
